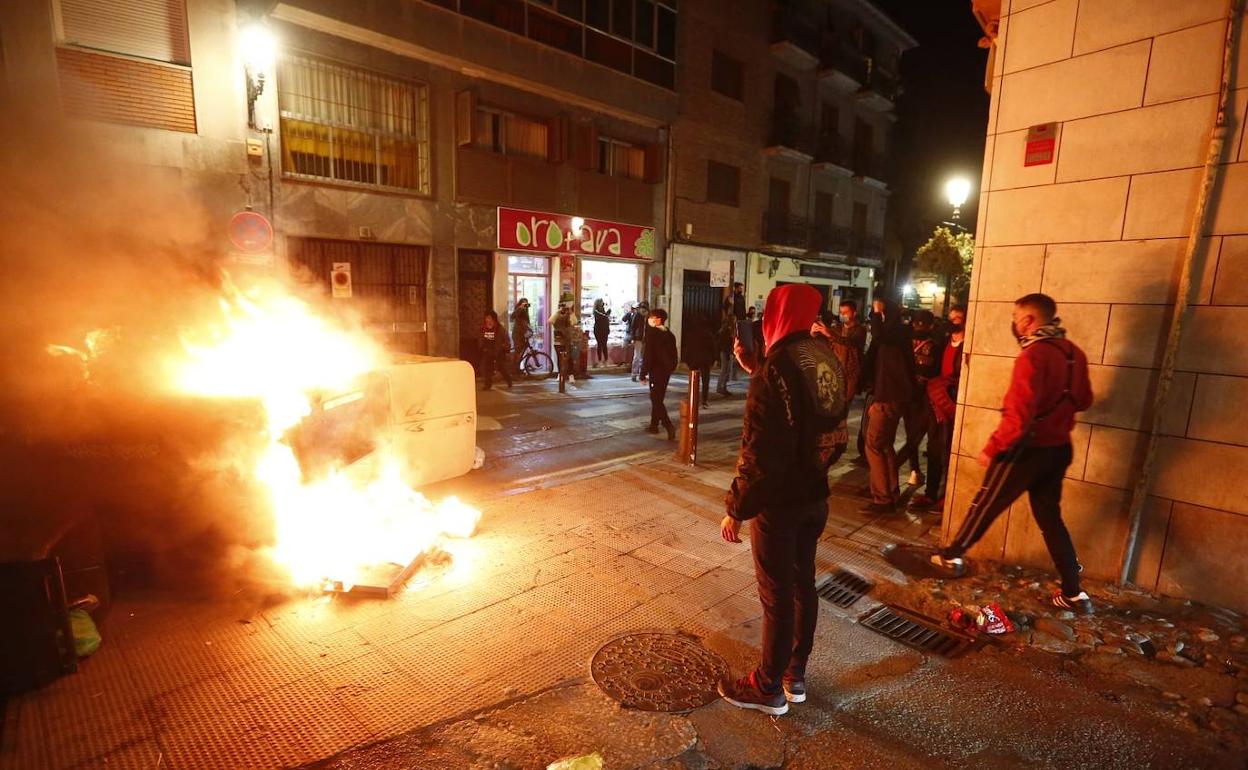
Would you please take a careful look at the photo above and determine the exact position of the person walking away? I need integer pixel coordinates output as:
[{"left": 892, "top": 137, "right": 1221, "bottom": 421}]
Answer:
[
  {"left": 639, "top": 308, "right": 677, "bottom": 439},
  {"left": 718, "top": 284, "right": 848, "bottom": 716},
  {"left": 912, "top": 305, "right": 966, "bottom": 509},
  {"left": 861, "top": 297, "right": 916, "bottom": 513},
  {"left": 682, "top": 319, "right": 716, "bottom": 409},
  {"left": 592, "top": 299, "right": 612, "bottom": 368},
  {"left": 930, "top": 294, "right": 1094, "bottom": 614},
  {"left": 479, "top": 310, "right": 513, "bottom": 390},
  {"left": 511, "top": 298, "right": 532, "bottom": 372},
  {"left": 549, "top": 303, "right": 575, "bottom": 393},
  {"left": 629, "top": 302, "right": 650, "bottom": 381},
  {"left": 716, "top": 311, "right": 736, "bottom": 396},
  {"left": 900, "top": 310, "right": 939, "bottom": 487}
]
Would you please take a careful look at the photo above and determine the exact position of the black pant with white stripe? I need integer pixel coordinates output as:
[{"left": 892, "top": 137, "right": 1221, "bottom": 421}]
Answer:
[{"left": 942, "top": 444, "right": 1082, "bottom": 596}]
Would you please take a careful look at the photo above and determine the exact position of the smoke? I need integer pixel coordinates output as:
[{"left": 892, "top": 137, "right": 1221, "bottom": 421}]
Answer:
[{"left": 0, "top": 103, "right": 340, "bottom": 596}]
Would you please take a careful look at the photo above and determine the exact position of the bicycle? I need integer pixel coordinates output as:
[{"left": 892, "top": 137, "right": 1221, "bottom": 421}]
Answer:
[{"left": 515, "top": 333, "right": 553, "bottom": 377}]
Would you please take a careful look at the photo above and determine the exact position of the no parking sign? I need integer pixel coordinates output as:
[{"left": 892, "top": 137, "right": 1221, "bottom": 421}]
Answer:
[{"left": 227, "top": 210, "right": 273, "bottom": 253}]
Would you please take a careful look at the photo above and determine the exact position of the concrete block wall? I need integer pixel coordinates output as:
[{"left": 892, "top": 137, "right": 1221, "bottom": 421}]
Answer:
[{"left": 947, "top": 0, "right": 1248, "bottom": 612}]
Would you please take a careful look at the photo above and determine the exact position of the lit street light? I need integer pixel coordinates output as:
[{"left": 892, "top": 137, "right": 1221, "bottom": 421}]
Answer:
[
  {"left": 944, "top": 176, "right": 972, "bottom": 222},
  {"left": 240, "top": 21, "right": 277, "bottom": 129}
]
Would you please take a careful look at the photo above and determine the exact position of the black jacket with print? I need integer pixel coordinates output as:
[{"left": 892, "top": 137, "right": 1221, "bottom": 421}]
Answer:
[{"left": 726, "top": 332, "right": 848, "bottom": 521}]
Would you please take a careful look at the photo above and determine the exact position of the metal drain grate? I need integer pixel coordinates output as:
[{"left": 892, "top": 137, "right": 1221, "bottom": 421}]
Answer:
[
  {"left": 816, "top": 569, "right": 873, "bottom": 608},
  {"left": 858, "top": 604, "right": 978, "bottom": 658}
]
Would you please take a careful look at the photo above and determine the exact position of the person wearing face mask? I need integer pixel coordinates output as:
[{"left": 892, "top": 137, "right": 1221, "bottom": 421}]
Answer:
[
  {"left": 930, "top": 294, "right": 1095, "bottom": 615},
  {"left": 912, "top": 305, "right": 966, "bottom": 510},
  {"left": 639, "top": 308, "right": 678, "bottom": 439}
]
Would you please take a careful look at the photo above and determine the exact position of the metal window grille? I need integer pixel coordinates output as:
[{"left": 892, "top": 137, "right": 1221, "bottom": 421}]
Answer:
[{"left": 278, "top": 54, "right": 431, "bottom": 194}]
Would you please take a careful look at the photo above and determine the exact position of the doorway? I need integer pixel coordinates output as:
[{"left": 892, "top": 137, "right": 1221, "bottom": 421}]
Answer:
[
  {"left": 457, "top": 250, "right": 493, "bottom": 368},
  {"left": 681, "top": 269, "right": 721, "bottom": 355},
  {"left": 506, "top": 254, "right": 552, "bottom": 357}
]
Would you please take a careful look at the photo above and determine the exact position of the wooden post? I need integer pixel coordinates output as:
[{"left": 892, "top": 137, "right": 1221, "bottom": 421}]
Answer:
[{"left": 678, "top": 369, "right": 700, "bottom": 465}]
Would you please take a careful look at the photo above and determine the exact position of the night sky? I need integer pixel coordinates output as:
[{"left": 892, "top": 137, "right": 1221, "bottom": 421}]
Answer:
[{"left": 875, "top": 0, "right": 991, "bottom": 272}]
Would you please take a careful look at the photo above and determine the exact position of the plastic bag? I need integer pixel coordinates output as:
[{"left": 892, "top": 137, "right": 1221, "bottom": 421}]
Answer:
[
  {"left": 547, "top": 753, "right": 604, "bottom": 770},
  {"left": 69, "top": 609, "right": 101, "bottom": 658},
  {"left": 472, "top": 446, "right": 486, "bottom": 470}
]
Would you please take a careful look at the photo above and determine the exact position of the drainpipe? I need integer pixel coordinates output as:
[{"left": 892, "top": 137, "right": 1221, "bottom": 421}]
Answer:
[
  {"left": 1118, "top": 0, "right": 1244, "bottom": 585},
  {"left": 662, "top": 124, "right": 676, "bottom": 310}
]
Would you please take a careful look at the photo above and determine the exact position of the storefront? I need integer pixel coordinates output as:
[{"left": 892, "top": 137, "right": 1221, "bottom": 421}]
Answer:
[
  {"left": 747, "top": 253, "right": 875, "bottom": 317},
  {"left": 495, "top": 206, "right": 655, "bottom": 364}
]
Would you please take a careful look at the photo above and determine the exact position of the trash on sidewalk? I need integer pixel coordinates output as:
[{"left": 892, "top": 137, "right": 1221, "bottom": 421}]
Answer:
[
  {"left": 69, "top": 609, "right": 101, "bottom": 658},
  {"left": 547, "top": 752, "right": 603, "bottom": 770},
  {"left": 948, "top": 602, "right": 1015, "bottom": 635},
  {"left": 472, "top": 446, "right": 486, "bottom": 469}
]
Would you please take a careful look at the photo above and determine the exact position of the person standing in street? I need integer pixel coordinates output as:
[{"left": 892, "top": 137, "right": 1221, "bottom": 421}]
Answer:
[
  {"left": 930, "top": 294, "right": 1095, "bottom": 614},
  {"left": 718, "top": 284, "right": 848, "bottom": 716},
  {"left": 724, "top": 281, "right": 747, "bottom": 320},
  {"left": 479, "top": 310, "right": 513, "bottom": 390},
  {"left": 639, "top": 308, "right": 677, "bottom": 439},
  {"left": 912, "top": 305, "right": 966, "bottom": 510},
  {"left": 592, "top": 298, "right": 612, "bottom": 368},
  {"left": 511, "top": 298, "right": 532, "bottom": 371},
  {"left": 716, "top": 310, "right": 736, "bottom": 396},
  {"left": 682, "top": 319, "right": 716, "bottom": 409},
  {"left": 862, "top": 297, "right": 916, "bottom": 513},
  {"left": 629, "top": 302, "right": 650, "bottom": 382},
  {"left": 900, "top": 310, "right": 939, "bottom": 488},
  {"left": 549, "top": 303, "right": 575, "bottom": 393}
]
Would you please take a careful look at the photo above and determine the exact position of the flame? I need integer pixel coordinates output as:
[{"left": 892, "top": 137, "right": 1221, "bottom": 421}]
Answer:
[
  {"left": 47, "top": 327, "right": 119, "bottom": 381},
  {"left": 56, "top": 275, "right": 481, "bottom": 591}
]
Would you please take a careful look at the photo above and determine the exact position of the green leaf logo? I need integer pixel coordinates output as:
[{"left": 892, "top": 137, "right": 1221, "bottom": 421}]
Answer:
[{"left": 516, "top": 221, "right": 531, "bottom": 247}]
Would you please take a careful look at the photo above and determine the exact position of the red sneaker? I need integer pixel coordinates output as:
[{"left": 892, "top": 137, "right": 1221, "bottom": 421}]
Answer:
[{"left": 717, "top": 671, "right": 788, "bottom": 715}]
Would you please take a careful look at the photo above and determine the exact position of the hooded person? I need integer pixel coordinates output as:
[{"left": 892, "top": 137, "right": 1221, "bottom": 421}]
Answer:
[
  {"left": 860, "top": 296, "right": 917, "bottom": 512},
  {"left": 718, "top": 284, "right": 848, "bottom": 716}
]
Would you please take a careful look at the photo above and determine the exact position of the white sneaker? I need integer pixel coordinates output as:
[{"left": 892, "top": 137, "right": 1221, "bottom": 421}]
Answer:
[{"left": 908, "top": 470, "right": 924, "bottom": 486}]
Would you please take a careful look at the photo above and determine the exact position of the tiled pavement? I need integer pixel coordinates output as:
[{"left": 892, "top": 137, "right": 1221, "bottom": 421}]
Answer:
[{"left": 1, "top": 375, "right": 937, "bottom": 770}]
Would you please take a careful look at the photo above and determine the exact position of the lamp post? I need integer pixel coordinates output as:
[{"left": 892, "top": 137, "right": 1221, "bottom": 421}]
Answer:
[
  {"left": 944, "top": 176, "right": 972, "bottom": 225},
  {"left": 240, "top": 21, "right": 276, "bottom": 131}
]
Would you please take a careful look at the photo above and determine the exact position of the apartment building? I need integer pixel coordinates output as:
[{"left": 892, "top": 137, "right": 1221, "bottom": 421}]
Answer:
[
  {"left": 666, "top": 0, "right": 915, "bottom": 346},
  {"left": 0, "top": 0, "right": 677, "bottom": 361}
]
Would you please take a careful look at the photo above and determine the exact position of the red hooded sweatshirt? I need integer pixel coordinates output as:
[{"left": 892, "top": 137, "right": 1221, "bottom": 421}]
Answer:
[{"left": 762, "top": 284, "right": 822, "bottom": 349}]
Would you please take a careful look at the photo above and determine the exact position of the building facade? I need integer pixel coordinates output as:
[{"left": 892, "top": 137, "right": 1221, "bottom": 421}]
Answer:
[
  {"left": 959, "top": 0, "right": 1248, "bottom": 611},
  {"left": 0, "top": 0, "right": 677, "bottom": 363},
  {"left": 666, "top": 0, "right": 914, "bottom": 348}
]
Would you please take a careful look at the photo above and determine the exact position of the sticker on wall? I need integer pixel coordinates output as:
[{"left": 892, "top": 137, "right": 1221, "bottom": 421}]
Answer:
[
  {"left": 709, "top": 260, "right": 731, "bottom": 288},
  {"left": 1024, "top": 123, "right": 1058, "bottom": 167},
  {"left": 331, "top": 262, "right": 352, "bottom": 299}
]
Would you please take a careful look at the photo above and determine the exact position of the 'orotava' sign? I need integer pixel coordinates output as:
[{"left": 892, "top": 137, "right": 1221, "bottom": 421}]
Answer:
[{"left": 497, "top": 207, "right": 654, "bottom": 260}]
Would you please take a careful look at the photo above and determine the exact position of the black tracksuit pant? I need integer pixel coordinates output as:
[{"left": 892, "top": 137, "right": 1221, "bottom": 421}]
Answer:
[
  {"left": 751, "top": 498, "right": 828, "bottom": 693},
  {"left": 648, "top": 371, "right": 674, "bottom": 429},
  {"left": 941, "top": 444, "right": 1082, "bottom": 596}
]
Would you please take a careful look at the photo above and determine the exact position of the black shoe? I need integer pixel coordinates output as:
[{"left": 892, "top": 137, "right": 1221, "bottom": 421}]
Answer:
[
  {"left": 666, "top": 425, "right": 676, "bottom": 441},
  {"left": 929, "top": 554, "right": 967, "bottom": 577},
  {"left": 860, "top": 501, "right": 895, "bottom": 514},
  {"left": 645, "top": 425, "right": 659, "bottom": 434},
  {"left": 1052, "top": 590, "right": 1094, "bottom": 615},
  {"left": 782, "top": 677, "right": 806, "bottom": 704},
  {"left": 718, "top": 672, "right": 788, "bottom": 716}
]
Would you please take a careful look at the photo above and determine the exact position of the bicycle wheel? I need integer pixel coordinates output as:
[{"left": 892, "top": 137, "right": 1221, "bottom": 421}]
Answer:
[{"left": 523, "top": 350, "right": 553, "bottom": 376}]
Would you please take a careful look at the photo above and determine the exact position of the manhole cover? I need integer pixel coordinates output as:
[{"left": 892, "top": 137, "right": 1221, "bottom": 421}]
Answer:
[{"left": 591, "top": 633, "right": 728, "bottom": 712}]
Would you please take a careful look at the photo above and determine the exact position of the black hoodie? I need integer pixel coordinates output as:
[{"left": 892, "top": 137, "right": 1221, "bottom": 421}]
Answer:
[{"left": 863, "top": 300, "right": 917, "bottom": 404}]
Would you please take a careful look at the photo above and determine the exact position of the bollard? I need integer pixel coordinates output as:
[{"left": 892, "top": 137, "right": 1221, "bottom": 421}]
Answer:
[{"left": 677, "top": 369, "right": 700, "bottom": 465}]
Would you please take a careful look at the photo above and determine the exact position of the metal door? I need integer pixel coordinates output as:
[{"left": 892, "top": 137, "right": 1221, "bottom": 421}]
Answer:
[
  {"left": 681, "top": 270, "right": 721, "bottom": 356},
  {"left": 287, "top": 238, "right": 428, "bottom": 354},
  {"left": 457, "top": 250, "right": 493, "bottom": 368}
]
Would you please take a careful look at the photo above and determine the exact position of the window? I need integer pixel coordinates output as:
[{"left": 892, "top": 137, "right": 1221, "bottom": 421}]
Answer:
[
  {"left": 586, "top": 0, "right": 610, "bottom": 29},
  {"left": 612, "top": 0, "right": 634, "bottom": 39},
  {"left": 706, "top": 161, "right": 740, "bottom": 207},
  {"left": 278, "top": 54, "right": 431, "bottom": 193},
  {"left": 815, "top": 191, "right": 834, "bottom": 224},
  {"left": 528, "top": 7, "right": 583, "bottom": 55},
  {"left": 710, "top": 50, "right": 743, "bottom": 100},
  {"left": 635, "top": 0, "right": 655, "bottom": 47},
  {"left": 598, "top": 137, "right": 645, "bottom": 179},
  {"left": 656, "top": 4, "right": 677, "bottom": 59},
  {"left": 475, "top": 107, "right": 549, "bottom": 160},
  {"left": 58, "top": 0, "right": 190, "bottom": 64}
]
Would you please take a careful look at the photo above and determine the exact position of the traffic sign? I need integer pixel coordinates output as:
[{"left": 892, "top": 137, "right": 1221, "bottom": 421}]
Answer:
[{"left": 228, "top": 210, "right": 274, "bottom": 253}]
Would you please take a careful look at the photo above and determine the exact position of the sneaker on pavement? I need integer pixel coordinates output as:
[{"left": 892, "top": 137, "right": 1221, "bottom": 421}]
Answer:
[
  {"left": 782, "top": 677, "right": 806, "bottom": 703},
  {"left": 718, "top": 672, "right": 788, "bottom": 716},
  {"left": 929, "top": 554, "right": 966, "bottom": 577},
  {"left": 1051, "top": 590, "right": 1094, "bottom": 615},
  {"left": 908, "top": 470, "right": 925, "bottom": 486}
]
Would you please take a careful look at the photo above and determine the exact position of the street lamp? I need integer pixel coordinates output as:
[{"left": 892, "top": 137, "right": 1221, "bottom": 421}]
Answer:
[
  {"left": 944, "top": 176, "right": 972, "bottom": 222},
  {"left": 240, "top": 21, "right": 276, "bottom": 130}
]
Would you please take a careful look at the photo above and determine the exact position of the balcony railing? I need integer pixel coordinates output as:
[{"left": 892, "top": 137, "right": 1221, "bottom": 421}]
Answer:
[
  {"left": 814, "top": 132, "right": 850, "bottom": 167},
  {"left": 862, "top": 61, "right": 900, "bottom": 101},
  {"left": 848, "top": 231, "right": 884, "bottom": 261},
  {"left": 767, "top": 113, "right": 817, "bottom": 156},
  {"left": 853, "top": 152, "right": 890, "bottom": 182},
  {"left": 820, "top": 42, "right": 868, "bottom": 84},
  {"left": 762, "top": 211, "right": 810, "bottom": 249},
  {"left": 811, "top": 223, "right": 850, "bottom": 254}
]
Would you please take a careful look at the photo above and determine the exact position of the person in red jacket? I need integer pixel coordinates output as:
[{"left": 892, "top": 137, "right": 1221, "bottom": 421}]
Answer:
[{"left": 930, "top": 293, "right": 1095, "bottom": 614}]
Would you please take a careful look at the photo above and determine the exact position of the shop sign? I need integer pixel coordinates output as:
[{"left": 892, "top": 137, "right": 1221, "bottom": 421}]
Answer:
[
  {"left": 1024, "top": 123, "right": 1057, "bottom": 167},
  {"left": 799, "top": 264, "right": 852, "bottom": 281},
  {"left": 497, "top": 207, "right": 655, "bottom": 260},
  {"left": 709, "top": 260, "right": 732, "bottom": 287}
]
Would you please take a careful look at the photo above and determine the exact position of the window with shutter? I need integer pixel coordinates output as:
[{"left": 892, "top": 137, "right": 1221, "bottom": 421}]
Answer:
[
  {"left": 58, "top": 0, "right": 191, "bottom": 64},
  {"left": 278, "top": 54, "right": 431, "bottom": 194},
  {"left": 706, "top": 161, "right": 740, "bottom": 207}
]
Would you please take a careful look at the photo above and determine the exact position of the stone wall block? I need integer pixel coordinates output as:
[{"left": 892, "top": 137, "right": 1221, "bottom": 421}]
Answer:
[
  {"left": 1082, "top": 365, "right": 1195, "bottom": 434},
  {"left": 996, "top": 41, "right": 1150, "bottom": 134},
  {"left": 1084, "top": 424, "right": 1147, "bottom": 489},
  {"left": 975, "top": 244, "right": 1045, "bottom": 301},
  {"left": 1188, "top": 374, "right": 1248, "bottom": 446},
  {"left": 1153, "top": 436, "right": 1248, "bottom": 515},
  {"left": 1002, "top": 0, "right": 1079, "bottom": 75},
  {"left": 964, "top": 353, "right": 1015, "bottom": 409},
  {"left": 983, "top": 177, "right": 1129, "bottom": 246},
  {"left": 1103, "top": 304, "right": 1168, "bottom": 368},
  {"left": 1004, "top": 484, "right": 1170, "bottom": 587},
  {"left": 989, "top": 127, "right": 1060, "bottom": 191},
  {"left": 1072, "top": 0, "right": 1225, "bottom": 56},
  {"left": 1157, "top": 503, "right": 1248, "bottom": 613},
  {"left": 1176, "top": 306, "right": 1248, "bottom": 376},
  {"left": 1212, "top": 235, "right": 1248, "bottom": 305}
]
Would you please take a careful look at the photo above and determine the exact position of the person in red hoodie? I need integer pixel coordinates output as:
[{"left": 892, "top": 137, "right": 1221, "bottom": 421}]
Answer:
[
  {"left": 718, "top": 284, "right": 848, "bottom": 716},
  {"left": 930, "top": 294, "right": 1095, "bottom": 614}
]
